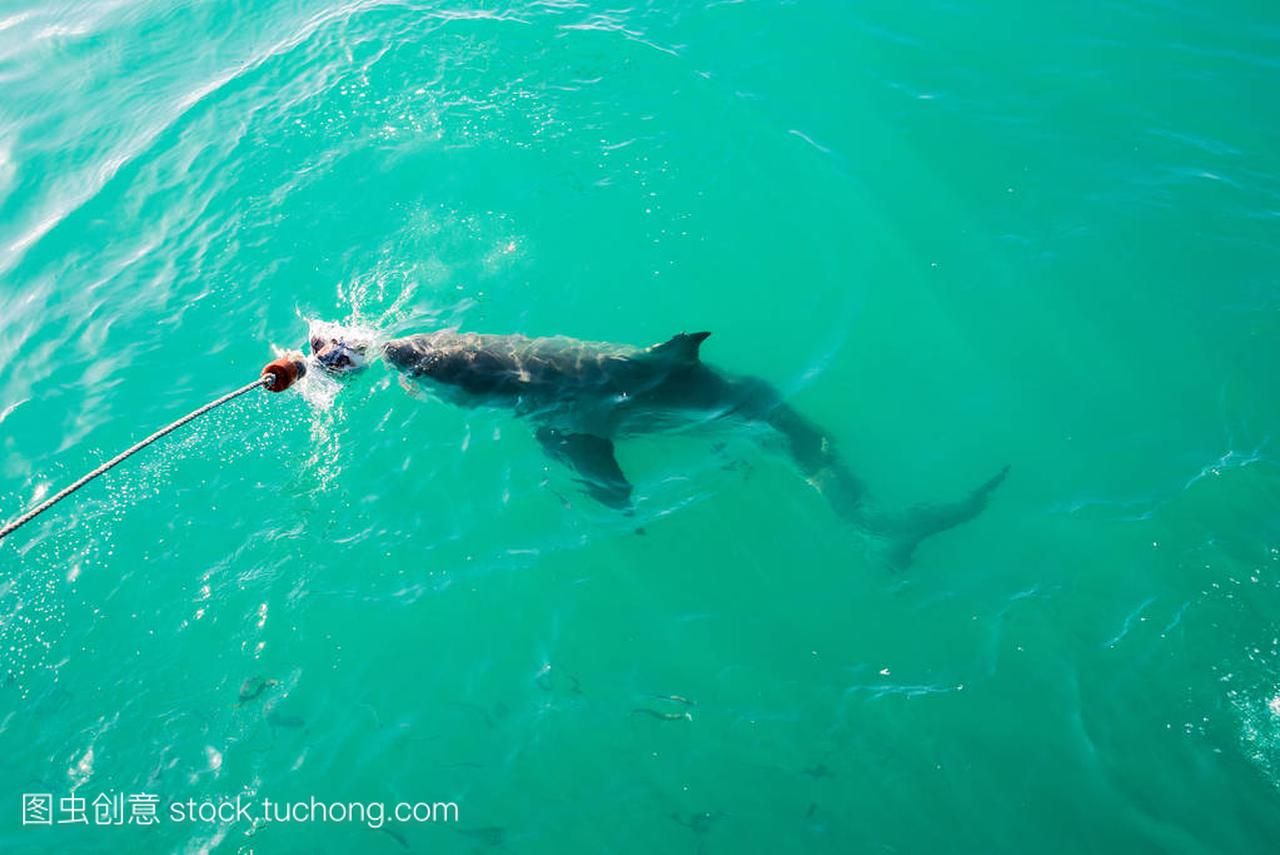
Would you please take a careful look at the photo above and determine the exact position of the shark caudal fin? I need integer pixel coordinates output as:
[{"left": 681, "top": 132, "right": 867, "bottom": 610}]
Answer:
[
  {"left": 877, "top": 465, "right": 1010, "bottom": 569},
  {"left": 762, "top": 400, "right": 1008, "bottom": 568}
]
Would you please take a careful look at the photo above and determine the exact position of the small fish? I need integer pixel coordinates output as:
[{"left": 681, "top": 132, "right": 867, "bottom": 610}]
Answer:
[
  {"left": 448, "top": 701, "right": 499, "bottom": 728},
  {"left": 633, "top": 708, "right": 692, "bottom": 722},
  {"left": 653, "top": 693, "right": 695, "bottom": 706},
  {"left": 671, "top": 811, "right": 720, "bottom": 834},
  {"left": 534, "top": 667, "right": 584, "bottom": 696},
  {"left": 457, "top": 826, "right": 506, "bottom": 847},
  {"left": 237, "top": 677, "right": 279, "bottom": 705},
  {"left": 634, "top": 527, "right": 647, "bottom": 536},
  {"left": 267, "top": 711, "right": 306, "bottom": 730},
  {"left": 801, "top": 763, "right": 834, "bottom": 779},
  {"left": 380, "top": 825, "right": 411, "bottom": 849}
]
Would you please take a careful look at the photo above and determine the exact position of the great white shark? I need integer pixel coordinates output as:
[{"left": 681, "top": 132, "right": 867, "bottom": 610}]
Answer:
[{"left": 309, "top": 326, "right": 1008, "bottom": 565}]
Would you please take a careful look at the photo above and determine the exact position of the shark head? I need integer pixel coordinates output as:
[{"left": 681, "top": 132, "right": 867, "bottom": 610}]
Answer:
[{"left": 307, "top": 321, "right": 376, "bottom": 375}]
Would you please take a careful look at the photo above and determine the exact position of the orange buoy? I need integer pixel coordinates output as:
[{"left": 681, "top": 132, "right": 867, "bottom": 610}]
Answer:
[{"left": 261, "top": 355, "right": 306, "bottom": 392}]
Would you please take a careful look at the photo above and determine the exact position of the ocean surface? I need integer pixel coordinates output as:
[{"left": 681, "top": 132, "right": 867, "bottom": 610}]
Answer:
[{"left": 1, "top": 1, "right": 1278, "bottom": 852}]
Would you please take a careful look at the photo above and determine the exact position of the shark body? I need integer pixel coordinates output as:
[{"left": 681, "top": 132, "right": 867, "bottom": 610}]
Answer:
[{"left": 349, "top": 329, "right": 1007, "bottom": 564}]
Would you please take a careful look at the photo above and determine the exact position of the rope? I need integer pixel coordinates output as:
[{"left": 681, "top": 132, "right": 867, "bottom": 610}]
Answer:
[{"left": 0, "top": 374, "right": 274, "bottom": 542}]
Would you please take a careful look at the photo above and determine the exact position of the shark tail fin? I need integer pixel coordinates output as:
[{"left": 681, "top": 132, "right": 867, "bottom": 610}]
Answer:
[
  {"left": 762, "top": 400, "right": 1008, "bottom": 568},
  {"left": 645, "top": 331, "right": 711, "bottom": 364},
  {"left": 880, "top": 465, "right": 1010, "bottom": 568}
]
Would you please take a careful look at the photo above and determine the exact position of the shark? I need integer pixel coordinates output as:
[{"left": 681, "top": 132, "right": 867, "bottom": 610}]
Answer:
[{"left": 309, "top": 324, "right": 1007, "bottom": 565}]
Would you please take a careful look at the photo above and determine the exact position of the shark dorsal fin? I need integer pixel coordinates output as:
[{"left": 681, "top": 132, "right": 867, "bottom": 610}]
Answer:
[{"left": 645, "top": 331, "right": 711, "bottom": 364}]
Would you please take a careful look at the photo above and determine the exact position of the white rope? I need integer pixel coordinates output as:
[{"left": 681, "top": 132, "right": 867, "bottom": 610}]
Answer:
[{"left": 0, "top": 374, "right": 273, "bottom": 541}]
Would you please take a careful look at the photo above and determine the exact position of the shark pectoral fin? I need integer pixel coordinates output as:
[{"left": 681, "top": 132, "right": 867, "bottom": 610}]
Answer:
[
  {"left": 398, "top": 374, "right": 429, "bottom": 400},
  {"left": 535, "top": 427, "right": 633, "bottom": 510}
]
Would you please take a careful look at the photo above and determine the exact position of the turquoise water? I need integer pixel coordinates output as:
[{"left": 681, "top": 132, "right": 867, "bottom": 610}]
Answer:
[{"left": 2, "top": 0, "right": 1279, "bottom": 851}]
